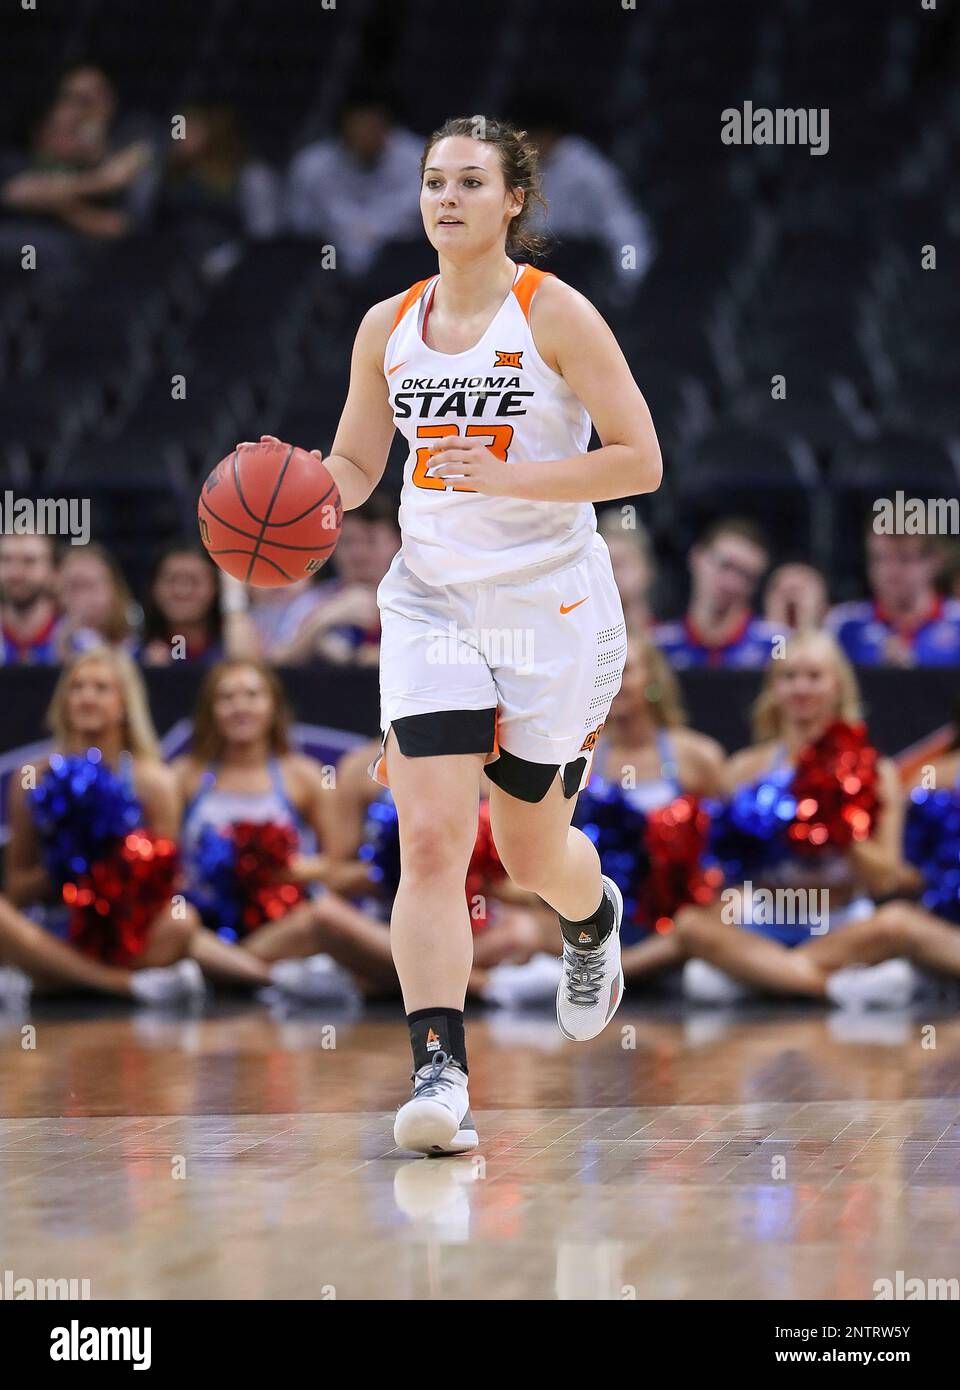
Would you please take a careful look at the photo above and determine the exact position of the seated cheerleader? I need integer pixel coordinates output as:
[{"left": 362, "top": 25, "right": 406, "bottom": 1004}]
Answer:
[
  {"left": 622, "top": 629, "right": 960, "bottom": 1006},
  {"left": 172, "top": 659, "right": 398, "bottom": 998},
  {"left": 4, "top": 647, "right": 206, "bottom": 1004}
]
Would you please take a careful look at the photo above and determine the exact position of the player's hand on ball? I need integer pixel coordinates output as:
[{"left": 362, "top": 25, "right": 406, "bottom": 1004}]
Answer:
[
  {"left": 427, "top": 436, "right": 516, "bottom": 496},
  {"left": 236, "top": 433, "right": 285, "bottom": 449}
]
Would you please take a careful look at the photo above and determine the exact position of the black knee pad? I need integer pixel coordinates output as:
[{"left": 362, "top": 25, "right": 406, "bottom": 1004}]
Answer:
[
  {"left": 484, "top": 747, "right": 588, "bottom": 803},
  {"left": 390, "top": 707, "right": 497, "bottom": 758}
]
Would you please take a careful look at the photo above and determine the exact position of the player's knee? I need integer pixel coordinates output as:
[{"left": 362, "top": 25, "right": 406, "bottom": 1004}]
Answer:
[
  {"left": 399, "top": 816, "right": 471, "bottom": 882},
  {"left": 495, "top": 843, "right": 551, "bottom": 893}
]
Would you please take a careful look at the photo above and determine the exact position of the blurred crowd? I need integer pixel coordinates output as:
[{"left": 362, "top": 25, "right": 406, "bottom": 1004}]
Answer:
[
  {"left": 0, "top": 69, "right": 648, "bottom": 295},
  {"left": 3, "top": 507, "right": 960, "bottom": 672}
]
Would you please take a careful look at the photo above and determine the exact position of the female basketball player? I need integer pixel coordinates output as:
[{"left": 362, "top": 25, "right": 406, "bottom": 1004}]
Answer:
[
  {"left": 174, "top": 659, "right": 397, "bottom": 995},
  {"left": 247, "top": 116, "right": 661, "bottom": 1155},
  {"left": 619, "top": 630, "right": 960, "bottom": 1007}
]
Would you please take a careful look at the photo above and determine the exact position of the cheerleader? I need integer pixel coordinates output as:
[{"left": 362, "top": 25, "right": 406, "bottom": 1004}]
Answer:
[
  {"left": 4, "top": 647, "right": 205, "bottom": 1002},
  {"left": 174, "top": 659, "right": 397, "bottom": 996},
  {"left": 619, "top": 630, "right": 934, "bottom": 1001}
]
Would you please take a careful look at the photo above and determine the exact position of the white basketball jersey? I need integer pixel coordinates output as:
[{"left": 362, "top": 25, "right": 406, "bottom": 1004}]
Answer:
[{"left": 384, "top": 262, "right": 597, "bottom": 586}]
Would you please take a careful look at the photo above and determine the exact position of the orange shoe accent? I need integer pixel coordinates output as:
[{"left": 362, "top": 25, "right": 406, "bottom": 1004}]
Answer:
[
  {"left": 512, "top": 264, "right": 553, "bottom": 322},
  {"left": 560, "top": 596, "right": 589, "bottom": 614},
  {"left": 390, "top": 279, "right": 432, "bottom": 332},
  {"left": 387, "top": 359, "right": 408, "bottom": 376}
]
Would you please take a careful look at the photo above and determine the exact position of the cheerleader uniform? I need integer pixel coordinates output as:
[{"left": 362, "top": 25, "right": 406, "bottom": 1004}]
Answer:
[
  {"left": 181, "top": 758, "right": 323, "bottom": 920},
  {"left": 735, "top": 742, "right": 875, "bottom": 946}
]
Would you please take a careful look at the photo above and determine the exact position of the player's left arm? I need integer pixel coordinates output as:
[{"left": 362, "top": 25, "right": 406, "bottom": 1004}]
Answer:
[{"left": 428, "top": 278, "right": 662, "bottom": 502}]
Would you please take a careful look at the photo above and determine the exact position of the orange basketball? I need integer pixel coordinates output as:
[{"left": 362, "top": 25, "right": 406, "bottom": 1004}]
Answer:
[{"left": 197, "top": 441, "right": 342, "bottom": 587}]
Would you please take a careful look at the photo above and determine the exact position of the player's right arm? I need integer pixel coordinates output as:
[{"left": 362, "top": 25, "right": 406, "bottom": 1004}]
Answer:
[{"left": 250, "top": 295, "right": 401, "bottom": 511}]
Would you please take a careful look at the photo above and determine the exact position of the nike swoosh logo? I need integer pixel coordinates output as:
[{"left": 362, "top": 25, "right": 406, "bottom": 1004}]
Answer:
[
  {"left": 560, "top": 597, "right": 589, "bottom": 614},
  {"left": 387, "top": 360, "right": 408, "bottom": 376}
]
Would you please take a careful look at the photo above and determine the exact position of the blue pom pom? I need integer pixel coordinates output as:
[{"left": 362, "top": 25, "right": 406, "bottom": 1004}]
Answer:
[
  {"left": 704, "top": 767, "right": 796, "bottom": 883},
  {"left": 362, "top": 792, "right": 401, "bottom": 903},
  {"left": 183, "top": 824, "right": 241, "bottom": 935},
  {"left": 30, "top": 751, "right": 145, "bottom": 888},
  {"left": 572, "top": 775, "right": 650, "bottom": 942},
  {"left": 905, "top": 788, "right": 960, "bottom": 924}
]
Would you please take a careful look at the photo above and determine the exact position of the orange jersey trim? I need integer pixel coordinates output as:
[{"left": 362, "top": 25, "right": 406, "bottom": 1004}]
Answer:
[
  {"left": 390, "top": 279, "right": 432, "bottom": 333},
  {"left": 512, "top": 264, "right": 553, "bottom": 322}
]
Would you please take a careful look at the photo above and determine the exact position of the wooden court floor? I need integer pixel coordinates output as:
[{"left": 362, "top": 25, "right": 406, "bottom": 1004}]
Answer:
[{"left": 1, "top": 998, "right": 960, "bottom": 1300}]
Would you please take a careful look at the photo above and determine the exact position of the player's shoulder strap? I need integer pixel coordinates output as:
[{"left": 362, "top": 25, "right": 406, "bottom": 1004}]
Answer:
[
  {"left": 512, "top": 263, "right": 554, "bottom": 322},
  {"left": 390, "top": 278, "right": 433, "bottom": 332}
]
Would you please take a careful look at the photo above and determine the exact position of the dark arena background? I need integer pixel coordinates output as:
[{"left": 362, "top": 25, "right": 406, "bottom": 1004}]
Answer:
[{"left": 1, "top": 0, "right": 960, "bottom": 1341}]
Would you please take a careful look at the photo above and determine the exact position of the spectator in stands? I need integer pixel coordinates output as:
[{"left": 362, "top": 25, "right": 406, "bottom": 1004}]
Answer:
[
  {"left": 285, "top": 89, "right": 422, "bottom": 274},
  {"left": 763, "top": 562, "right": 829, "bottom": 633},
  {"left": 139, "top": 543, "right": 259, "bottom": 667},
  {"left": 0, "top": 533, "right": 63, "bottom": 665},
  {"left": 653, "top": 518, "right": 779, "bottom": 668},
  {"left": 55, "top": 542, "right": 140, "bottom": 659},
  {"left": 510, "top": 93, "right": 654, "bottom": 296},
  {"left": 0, "top": 65, "right": 156, "bottom": 244},
  {"left": 827, "top": 525, "right": 960, "bottom": 666},
  {"left": 157, "top": 102, "right": 280, "bottom": 267},
  {"left": 597, "top": 510, "right": 656, "bottom": 633},
  {"left": 246, "top": 578, "right": 332, "bottom": 662},
  {"left": 272, "top": 494, "right": 400, "bottom": 665},
  {"left": 935, "top": 539, "right": 960, "bottom": 600}
]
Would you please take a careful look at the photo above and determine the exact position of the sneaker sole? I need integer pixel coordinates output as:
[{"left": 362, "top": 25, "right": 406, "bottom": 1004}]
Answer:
[
  {"left": 394, "top": 1101, "right": 479, "bottom": 1156},
  {"left": 556, "top": 875, "right": 625, "bottom": 1043}
]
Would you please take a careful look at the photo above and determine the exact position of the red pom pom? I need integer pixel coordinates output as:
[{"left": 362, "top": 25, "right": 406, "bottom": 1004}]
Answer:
[
  {"left": 787, "top": 720, "right": 880, "bottom": 856},
  {"left": 637, "top": 794, "right": 719, "bottom": 932},
  {"left": 66, "top": 831, "right": 179, "bottom": 966},
  {"left": 230, "top": 821, "right": 308, "bottom": 935}
]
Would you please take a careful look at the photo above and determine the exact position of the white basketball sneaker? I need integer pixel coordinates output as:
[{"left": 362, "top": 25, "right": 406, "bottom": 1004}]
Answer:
[
  {"left": 556, "top": 875, "right": 625, "bottom": 1042},
  {"left": 393, "top": 1051, "right": 479, "bottom": 1156}
]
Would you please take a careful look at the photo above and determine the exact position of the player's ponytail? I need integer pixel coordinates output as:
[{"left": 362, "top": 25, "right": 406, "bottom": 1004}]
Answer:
[{"left": 420, "top": 115, "right": 551, "bottom": 260}]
